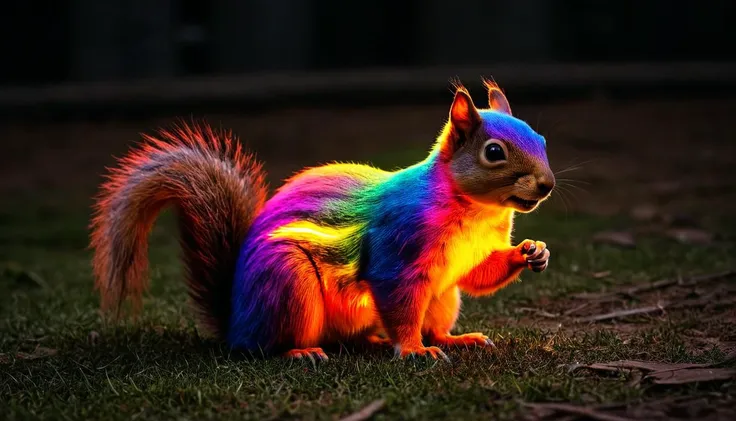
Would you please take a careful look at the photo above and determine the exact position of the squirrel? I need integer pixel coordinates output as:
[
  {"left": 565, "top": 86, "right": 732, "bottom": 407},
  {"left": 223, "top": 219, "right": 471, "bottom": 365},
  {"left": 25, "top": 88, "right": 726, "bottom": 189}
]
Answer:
[{"left": 90, "top": 80, "right": 555, "bottom": 362}]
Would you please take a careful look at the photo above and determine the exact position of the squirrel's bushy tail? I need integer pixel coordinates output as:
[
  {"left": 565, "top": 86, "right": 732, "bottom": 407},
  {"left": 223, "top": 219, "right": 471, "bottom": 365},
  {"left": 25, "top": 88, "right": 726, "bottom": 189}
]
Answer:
[{"left": 89, "top": 121, "right": 267, "bottom": 339}]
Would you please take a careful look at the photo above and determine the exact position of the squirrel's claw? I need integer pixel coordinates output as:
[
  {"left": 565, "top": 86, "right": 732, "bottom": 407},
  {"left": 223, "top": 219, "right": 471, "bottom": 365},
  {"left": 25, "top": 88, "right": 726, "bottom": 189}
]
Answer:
[
  {"left": 522, "top": 242, "right": 536, "bottom": 255},
  {"left": 519, "top": 240, "right": 550, "bottom": 272},
  {"left": 284, "top": 347, "right": 329, "bottom": 363},
  {"left": 396, "top": 345, "right": 451, "bottom": 362},
  {"left": 527, "top": 248, "right": 550, "bottom": 272}
]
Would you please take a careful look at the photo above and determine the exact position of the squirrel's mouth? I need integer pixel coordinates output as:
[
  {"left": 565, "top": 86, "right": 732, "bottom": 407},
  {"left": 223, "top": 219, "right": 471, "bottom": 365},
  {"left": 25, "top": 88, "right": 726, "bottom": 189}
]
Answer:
[{"left": 507, "top": 196, "right": 540, "bottom": 211}]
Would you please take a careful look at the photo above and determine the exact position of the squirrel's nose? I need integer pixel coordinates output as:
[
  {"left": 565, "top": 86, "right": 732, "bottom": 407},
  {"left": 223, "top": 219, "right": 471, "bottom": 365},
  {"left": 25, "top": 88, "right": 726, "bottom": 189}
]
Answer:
[{"left": 536, "top": 175, "right": 555, "bottom": 195}]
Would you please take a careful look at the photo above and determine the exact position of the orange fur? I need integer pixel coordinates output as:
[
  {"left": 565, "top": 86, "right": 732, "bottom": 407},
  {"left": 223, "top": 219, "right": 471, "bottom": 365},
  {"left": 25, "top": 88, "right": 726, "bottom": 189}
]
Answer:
[{"left": 89, "top": 122, "right": 267, "bottom": 337}]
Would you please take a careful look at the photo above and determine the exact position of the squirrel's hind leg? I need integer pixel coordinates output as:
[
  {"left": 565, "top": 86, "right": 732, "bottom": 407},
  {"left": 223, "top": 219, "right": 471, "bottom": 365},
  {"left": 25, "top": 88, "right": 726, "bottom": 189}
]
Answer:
[
  {"left": 423, "top": 286, "right": 494, "bottom": 349},
  {"left": 230, "top": 242, "right": 327, "bottom": 357},
  {"left": 278, "top": 245, "right": 328, "bottom": 360},
  {"left": 365, "top": 320, "right": 392, "bottom": 347},
  {"left": 372, "top": 282, "right": 449, "bottom": 361}
]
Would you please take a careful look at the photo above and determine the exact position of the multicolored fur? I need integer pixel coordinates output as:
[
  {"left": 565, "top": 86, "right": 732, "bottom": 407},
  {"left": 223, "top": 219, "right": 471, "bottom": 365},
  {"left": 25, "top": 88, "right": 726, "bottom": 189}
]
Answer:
[{"left": 90, "top": 80, "right": 555, "bottom": 361}]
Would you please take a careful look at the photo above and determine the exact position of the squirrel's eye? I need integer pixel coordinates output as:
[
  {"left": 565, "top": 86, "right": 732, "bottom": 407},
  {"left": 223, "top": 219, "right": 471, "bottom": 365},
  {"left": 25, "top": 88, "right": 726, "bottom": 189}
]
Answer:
[{"left": 484, "top": 143, "right": 506, "bottom": 162}]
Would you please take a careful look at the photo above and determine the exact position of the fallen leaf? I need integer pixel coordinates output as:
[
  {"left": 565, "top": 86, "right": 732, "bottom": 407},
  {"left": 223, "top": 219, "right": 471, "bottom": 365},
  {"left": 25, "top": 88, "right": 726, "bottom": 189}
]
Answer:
[
  {"left": 583, "top": 360, "right": 708, "bottom": 373},
  {"left": 572, "top": 270, "right": 734, "bottom": 304},
  {"left": 339, "top": 399, "right": 386, "bottom": 421},
  {"left": 573, "top": 359, "right": 736, "bottom": 387},
  {"left": 592, "top": 231, "right": 636, "bottom": 248},
  {"left": 15, "top": 346, "right": 57, "bottom": 361},
  {"left": 686, "top": 337, "right": 736, "bottom": 358},
  {"left": 618, "top": 395, "right": 735, "bottom": 421},
  {"left": 665, "top": 228, "right": 714, "bottom": 245},
  {"left": 523, "top": 402, "right": 632, "bottom": 421},
  {"left": 630, "top": 204, "right": 658, "bottom": 221},
  {"left": 723, "top": 347, "right": 736, "bottom": 363},
  {"left": 646, "top": 368, "right": 736, "bottom": 385}
]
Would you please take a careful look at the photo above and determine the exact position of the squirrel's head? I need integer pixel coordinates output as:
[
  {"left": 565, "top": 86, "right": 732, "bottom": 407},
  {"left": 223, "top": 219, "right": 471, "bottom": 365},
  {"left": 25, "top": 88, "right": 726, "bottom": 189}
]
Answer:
[{"left": 437, "top": 80, "right": 554, "bottom": 213}]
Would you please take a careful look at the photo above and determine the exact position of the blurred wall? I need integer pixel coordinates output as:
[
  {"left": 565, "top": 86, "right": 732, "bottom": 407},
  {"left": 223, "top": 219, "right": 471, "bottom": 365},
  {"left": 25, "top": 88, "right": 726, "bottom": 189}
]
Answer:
[{"left": 1, "top": 0, "right": 734, "bottom": 87}]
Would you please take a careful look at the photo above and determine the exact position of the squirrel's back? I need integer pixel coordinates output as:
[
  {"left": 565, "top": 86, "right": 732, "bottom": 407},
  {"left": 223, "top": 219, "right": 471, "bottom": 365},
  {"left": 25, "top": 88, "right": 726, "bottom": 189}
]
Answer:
[{"left": 251, "top": 163, "right": 390, "bottom": 231}]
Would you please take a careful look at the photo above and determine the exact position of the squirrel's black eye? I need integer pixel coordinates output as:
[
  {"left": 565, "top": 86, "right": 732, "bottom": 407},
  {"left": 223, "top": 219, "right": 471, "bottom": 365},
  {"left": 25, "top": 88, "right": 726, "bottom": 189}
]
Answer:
[{"left": 484, "top": 143, "right": 506, "bottom": 162}]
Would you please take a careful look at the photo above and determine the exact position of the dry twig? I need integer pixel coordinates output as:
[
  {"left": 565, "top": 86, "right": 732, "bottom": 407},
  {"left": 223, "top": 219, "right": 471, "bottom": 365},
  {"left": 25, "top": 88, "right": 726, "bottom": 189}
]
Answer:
[
  {"left": 339, "top": 399, "right": 386, "bottom": 421},
  {"left": 571, "top": 269, "right": 735, "bottom": 304},
  {"left": 524, "top": 402, "right": 632, "bottom": 421},
  {"left": 575, "top": 303, "right": 666, "bottom": 323},
  {"left": 516, "top": 307, "right": 560, "bottom": 319}
]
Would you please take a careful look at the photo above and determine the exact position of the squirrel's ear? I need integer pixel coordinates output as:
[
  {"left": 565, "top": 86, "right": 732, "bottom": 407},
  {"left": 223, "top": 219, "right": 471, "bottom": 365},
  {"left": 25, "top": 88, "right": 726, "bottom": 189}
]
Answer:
[
  {"left": 449, "top": 87, "right": 481, "bottom": 140},
  {"left": 483, "top": 78, "right": 512, "bottom": 116}
]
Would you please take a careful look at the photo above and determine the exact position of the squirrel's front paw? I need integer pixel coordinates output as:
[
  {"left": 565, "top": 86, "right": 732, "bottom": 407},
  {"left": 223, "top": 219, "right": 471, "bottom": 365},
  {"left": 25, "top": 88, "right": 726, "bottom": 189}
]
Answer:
[{"left": 517, "top": 240, "right": 550, "bottom": 272}]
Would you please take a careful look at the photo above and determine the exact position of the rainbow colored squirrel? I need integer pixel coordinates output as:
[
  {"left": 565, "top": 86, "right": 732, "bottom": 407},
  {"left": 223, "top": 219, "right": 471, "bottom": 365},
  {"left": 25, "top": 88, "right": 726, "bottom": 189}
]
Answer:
[{"left": 90, "top": 80, "right": 555, "bottom": 362}]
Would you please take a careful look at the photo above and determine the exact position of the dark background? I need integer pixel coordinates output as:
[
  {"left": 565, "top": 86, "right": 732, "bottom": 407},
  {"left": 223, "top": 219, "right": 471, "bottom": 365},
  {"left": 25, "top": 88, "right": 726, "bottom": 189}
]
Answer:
[{"left": 3, "top": 0, "right": 736, "bottom": 85}]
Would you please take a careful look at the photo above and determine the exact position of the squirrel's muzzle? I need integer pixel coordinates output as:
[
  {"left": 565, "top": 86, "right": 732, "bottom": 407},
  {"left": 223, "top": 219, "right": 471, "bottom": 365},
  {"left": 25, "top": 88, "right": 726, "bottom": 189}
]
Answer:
[
  {"left": 537, "top": 177, "right": 555, "bottom": 196},
  {"left": 535, "top": 173, "right": 555, "bottom": 196}
]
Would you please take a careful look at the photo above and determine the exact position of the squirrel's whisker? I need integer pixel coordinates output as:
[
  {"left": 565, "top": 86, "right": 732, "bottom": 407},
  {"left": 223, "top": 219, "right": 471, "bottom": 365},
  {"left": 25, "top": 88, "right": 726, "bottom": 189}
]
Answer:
[
  {"left": 556, "top": 177, "right": 590, "bottom": 184},
  {"left": 556, "top": 182, "right": 590, "bottom": 196}
]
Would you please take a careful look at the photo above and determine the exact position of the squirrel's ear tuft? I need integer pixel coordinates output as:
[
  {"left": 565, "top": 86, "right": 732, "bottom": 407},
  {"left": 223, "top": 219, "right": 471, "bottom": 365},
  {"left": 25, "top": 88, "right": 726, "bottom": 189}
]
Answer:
[
  {"left": 483, "top": 77, "right": 512, "bottom": 116},
  {"left": 440, "top": 85, "right": 481, "bottom": 160},
  {"left": 442, "top": 85, "right": 482, "bottom": 159},
  {"left": 449, "top": 86, "right": 481, "bottom": 136}
]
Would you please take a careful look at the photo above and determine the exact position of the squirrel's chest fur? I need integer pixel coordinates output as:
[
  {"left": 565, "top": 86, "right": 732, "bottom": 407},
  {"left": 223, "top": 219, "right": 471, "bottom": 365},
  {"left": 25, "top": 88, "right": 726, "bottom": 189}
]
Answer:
[{"left": 426, "top": 209, "right": 514, "bottom": 295}]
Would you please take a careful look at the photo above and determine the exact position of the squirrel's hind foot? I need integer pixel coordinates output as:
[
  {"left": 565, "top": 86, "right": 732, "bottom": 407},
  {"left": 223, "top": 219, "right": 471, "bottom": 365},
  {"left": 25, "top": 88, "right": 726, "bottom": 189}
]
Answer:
[
  {"left": 284, "top": 347, "right": 329, "bottom": 363},
  {"left": 430, "top": 332, "right": 496, "bottom": 349},
  {"left": 366, "top": 333, "right": 392, "bottom": 347},
  {"left": 395, "top": 345, "right": 450, "bottom": 362}
]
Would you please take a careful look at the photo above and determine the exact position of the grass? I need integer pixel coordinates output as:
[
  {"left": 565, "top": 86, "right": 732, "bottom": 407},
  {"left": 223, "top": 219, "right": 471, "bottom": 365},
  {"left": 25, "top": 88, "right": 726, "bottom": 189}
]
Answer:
[{"left": 1, "top": 177, "right": 736, "bottom": 420}]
